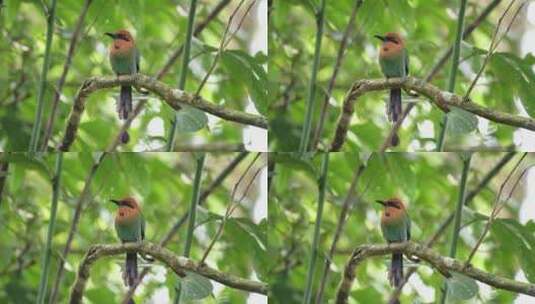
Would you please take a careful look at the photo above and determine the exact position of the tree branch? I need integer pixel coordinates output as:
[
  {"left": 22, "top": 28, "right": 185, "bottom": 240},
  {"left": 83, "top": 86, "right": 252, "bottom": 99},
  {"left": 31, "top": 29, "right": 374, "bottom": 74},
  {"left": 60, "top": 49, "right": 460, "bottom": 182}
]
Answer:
[
  {"left": 69, "top": 242, "right": 267, "bottom": 303},
  {"left": 58, "top": 74, "right": 267, "bottom": 151},
  {"left": 331, "top": 77, "right": 535, "bottom": 151},
  {"left": 335, "top": 242, "right": 535, "bottom": 304}
]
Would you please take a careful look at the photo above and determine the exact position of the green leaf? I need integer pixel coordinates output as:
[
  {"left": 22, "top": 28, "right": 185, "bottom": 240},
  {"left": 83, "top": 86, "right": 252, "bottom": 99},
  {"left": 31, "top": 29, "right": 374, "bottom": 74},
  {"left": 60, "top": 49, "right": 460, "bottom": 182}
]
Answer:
[
  {"left": 221, "top": 50, "right": 268, "bottom": 115},
  {"left": 446, "top": 107, "right": 478, "bottom": 135},
  {"left": 493, "top": 219, "right": 535, "bottom": 283},
  {"left": 180, "top": 271, "right": 213, "bottom": 301},
  {"left": 174, "top": 106, "right": 208, "bottom": 132},
  {"left": 85, "top": 287, "right": 117, "bottom": 303},
  {"left": 270, "top": 152, "right": 318, "bottom": 178},
  {"left": 489, "top": 53, "right": 535, "bottom": 116},
  {"left": 446, "top": 272, "right": 478, "bottom": 300}
]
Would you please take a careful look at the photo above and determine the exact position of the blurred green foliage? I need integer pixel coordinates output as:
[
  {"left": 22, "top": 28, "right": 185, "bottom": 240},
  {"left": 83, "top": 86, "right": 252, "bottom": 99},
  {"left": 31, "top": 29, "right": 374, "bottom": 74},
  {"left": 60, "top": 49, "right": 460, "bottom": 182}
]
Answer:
[
  {"left": 0, "top": 152, "right": 267, "bottom": 303},
  {"left": 269, "top": 152, "right": 535, "bottom": 303},
  {"left": 268, "top": 0, "right": 534, "bottom": 151}
]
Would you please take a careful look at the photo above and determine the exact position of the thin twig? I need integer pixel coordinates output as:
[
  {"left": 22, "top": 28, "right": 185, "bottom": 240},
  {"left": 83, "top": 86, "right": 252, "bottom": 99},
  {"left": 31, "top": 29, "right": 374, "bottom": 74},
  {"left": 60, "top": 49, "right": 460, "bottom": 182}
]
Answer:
[
  {"left": 155, "top": 0, "right": 231, "bottom": 79},
  {"left": 464, "top": 152, "right": 527, "bottom": 266},
  {"left": 48, "top": 152, "right": 107, "bottom": 304},
  {"left": 312, "top": 0, "right": 363, "bottom": 150},
  {"left": 40, "top": 0, "right": 93, "bottom": 151},
  {"left": 198, "top": 152, "right": 262, "bottom": 265},
  {"left": 195, "top": 0, "right": 253, "bottom": 95},
  {"left": 463, "top": 0, "right": 524, "bottom": 100},
  {"left": 314, "top": 161, "right": 366, "bottom": 304}
]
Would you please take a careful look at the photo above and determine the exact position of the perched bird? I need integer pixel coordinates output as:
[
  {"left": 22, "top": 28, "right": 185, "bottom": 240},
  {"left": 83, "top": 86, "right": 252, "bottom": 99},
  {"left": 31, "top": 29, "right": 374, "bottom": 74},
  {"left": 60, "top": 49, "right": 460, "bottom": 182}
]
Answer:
[
  {"left": 376, "top": 198, "right": 411, "bottom": 288},
  {"left": 111, "top": 197, "right": 145, "bottom": 286},
  {"left": 105, "top": 29, "right": 140, "bottom": 143},
  {"left": 375, "top": 32, "right": 409, "bottom": 147}
]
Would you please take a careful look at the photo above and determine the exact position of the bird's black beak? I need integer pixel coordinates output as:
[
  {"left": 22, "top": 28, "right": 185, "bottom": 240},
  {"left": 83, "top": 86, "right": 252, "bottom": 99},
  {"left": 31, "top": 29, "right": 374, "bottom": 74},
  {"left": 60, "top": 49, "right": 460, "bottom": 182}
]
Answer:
[
  {"left": 374, "top": 35, "right": 385, "bottom": 42},
  {"left": 110, "top": 199, "right": 120, "bottom": 206},
  {"left": 105, "top": 32, "right": 117, "bottom": 39},
  {"left": 375, "top": 200, "right": 386, "bottom": 206}
]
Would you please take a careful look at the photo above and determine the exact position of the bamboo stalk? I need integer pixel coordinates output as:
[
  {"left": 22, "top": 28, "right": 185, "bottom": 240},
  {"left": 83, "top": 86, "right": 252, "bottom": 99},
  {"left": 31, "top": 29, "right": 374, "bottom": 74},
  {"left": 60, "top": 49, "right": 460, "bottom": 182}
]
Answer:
[
  {"left": 436, "top": 0, "right": 467, "bottom": 151},
  {"left": 303, "top": 152, "right": 330, "bottom": 304},
  {"left": 167, "top": 0, "right": 198, "bottom": 151},
  {"left": 36, "top": 153, "right": 63, "bottom": 304},
  {"left": 175, "top": 153, "right": 205, "bottom": 303},
  {"left": 439, "top": 153, "right": 472, "bottom": 303},
  {"left": 298, "top": 0, "right": 326, "bottom": 153},
  {"left": 28, "top": 0, "right": 58, "bottom": 153}
]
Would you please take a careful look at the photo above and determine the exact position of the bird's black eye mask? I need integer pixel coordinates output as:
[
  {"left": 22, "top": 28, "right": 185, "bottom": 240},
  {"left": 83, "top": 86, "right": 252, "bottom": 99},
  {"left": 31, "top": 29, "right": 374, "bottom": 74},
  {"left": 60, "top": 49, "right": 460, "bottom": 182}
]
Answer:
[
  {"left": 110, "top": 199, "right": 135, "bottom": 208},
  {"left": 387, "top": 202, "right": 402, "bottom": 209},
  {"left": 385, "top": 37, "right": 399, "bottom": 44},
  {"left": 117, "top": 34, "right": 130, "bottom": 41}
]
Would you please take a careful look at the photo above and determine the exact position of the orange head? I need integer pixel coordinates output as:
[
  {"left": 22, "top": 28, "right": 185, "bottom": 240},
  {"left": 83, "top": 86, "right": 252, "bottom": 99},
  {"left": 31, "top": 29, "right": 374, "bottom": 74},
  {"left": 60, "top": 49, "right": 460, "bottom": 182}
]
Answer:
[
  {"left": 110, "top": 197, "right": 141, "bottom": 222},
  {"left": 105, "top": 29, "right": 135, "bottom": 51},
  {"left": 374, "top": 32, "right": 405, "bottom": 58},
  {"left": 375, "top": 197, "right": 406, "bottom": 218}
]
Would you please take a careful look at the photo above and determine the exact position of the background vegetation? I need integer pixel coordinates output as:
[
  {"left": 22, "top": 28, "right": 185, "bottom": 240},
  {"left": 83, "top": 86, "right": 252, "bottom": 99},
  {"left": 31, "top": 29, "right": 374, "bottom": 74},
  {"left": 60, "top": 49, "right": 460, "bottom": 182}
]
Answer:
[
  {"left": 0, "top": 152, "right": 267, "bottom": 303},
  {"left": 269, "top": 152, "right": 535, "bottom": 303}
]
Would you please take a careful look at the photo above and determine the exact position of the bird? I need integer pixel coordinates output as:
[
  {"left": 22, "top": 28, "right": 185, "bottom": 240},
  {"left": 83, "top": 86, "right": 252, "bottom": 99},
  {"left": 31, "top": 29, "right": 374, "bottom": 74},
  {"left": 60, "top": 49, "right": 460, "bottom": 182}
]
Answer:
[
  {"left": 376, "top": 198, "right": 411, "bottom": 288},
  {"left": 110, "top": 197, "right": 145, "bottom": 287},
  {"left": 105, "top": 29, "right": 140, "bottom": 144},
  {"left": 375, "top": 32, "right": 409, "bottom": 147}
]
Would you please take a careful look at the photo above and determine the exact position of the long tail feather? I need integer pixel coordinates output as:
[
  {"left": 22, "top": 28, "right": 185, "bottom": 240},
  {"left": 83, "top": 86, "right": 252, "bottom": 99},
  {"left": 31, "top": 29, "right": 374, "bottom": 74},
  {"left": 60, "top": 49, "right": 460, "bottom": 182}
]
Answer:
[
  {"left": 118, "top": 85, "right": 132, "bottom": 144},
  {"left": 119, "top": 85, "right": 133, "bottom": 120},
  {"left": 389, "top": 88, "right": 401, "bottom": 122},
  {"left": 389, "top": 88, "right": 402, "bottom": 147},
  {"left": 389, "top": 253, "right": 403, "bottom": 287},
  {"left": 125, "top": 252, "right": 137, "bottom": 287}
]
